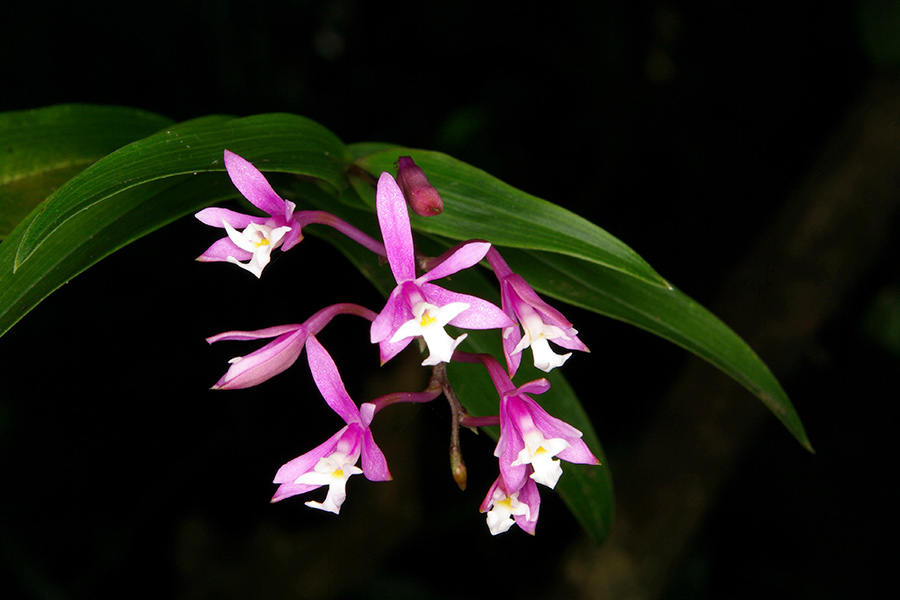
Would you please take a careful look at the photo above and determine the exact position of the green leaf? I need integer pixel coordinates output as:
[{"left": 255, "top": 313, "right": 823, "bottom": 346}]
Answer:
[
  {"left": 1, "top": 113, "right": 352, "bottom": 338},
  {"left": 0, "top": 104, "right": 174, "bottom": 239},
  {"left": 15, "top": 113, "right": 351, "bottom": 270},
  {"left": 501, "top": 247, "right": 813, "bottom": 452},
  {"left": 0, "top": 174, "right": 235, "bottom": 338},
  {"left": 352, "top": 146, "right": 669, "bottom": 289}
]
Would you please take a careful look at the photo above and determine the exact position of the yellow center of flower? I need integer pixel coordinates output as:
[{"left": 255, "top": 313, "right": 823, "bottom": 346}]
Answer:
[
  {"left": 419, "top": 311, "right": 437, "bottom": 327},
  {"left": 255, "top": 238, "right": 270, "bottom": 247}
]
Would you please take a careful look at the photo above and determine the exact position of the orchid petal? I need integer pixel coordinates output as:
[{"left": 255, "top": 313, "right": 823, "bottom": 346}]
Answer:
[
  {"left": 196, "top": 237, "right": 253, "bottom": 263},
  {"left": 271, "top": 482, "right": 320, "bottom": 503},
  {"left": 360, "top": 427, "right": 392, "bottom": 482},
  {"left": 514, "top": 477, "right": 541, "bottom": 535},
  {"left": 516, "top": 379, "right": 552, "bottom": 396},
  {"left": 376, "top": 172, "right": 416, "bottom": 283},
  {"left": 272, "top": 426, "right": 348, "bottom": 486},
  {"left": 502, "top": 328, "right": 524, "bottom": 377},
  {"left": 206, "top": 324, "right": 304, "bottom": 344},
  {"left": 223, "top": 149, "right": 288, "bottom": 217},
  {"left": 195, "top": 206, "right": 268, "bottom": 230},
  {"left": 370, "top": 287, "right": 408, "bottom": 344},
  {"left": 306, "top": 336, "right": 362, "bottom": 423},
  {"left": 506, "top": 273, "right": 573, "bottom": 327},
  {"left": 422, "top": 284, "right": 513, "bottom": 330},
  {"left": 520, "top": 394, "right": 587, "bottom": 441},
  {"left": 377, "top": 336, "right": 414, "bottom": 365},
  {"left": 280, "top": 208, "right": 303, "bottom": 251},
  {"left": 417, "top": 241, "right": 491, "bottom": 283}
]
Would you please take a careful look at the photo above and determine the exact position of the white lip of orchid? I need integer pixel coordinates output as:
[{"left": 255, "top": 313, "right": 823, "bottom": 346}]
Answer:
[
  {"left": 294, "top": 452, "right": 363, "bottom": 514},
  {"left": 525, "top": 337, "right": 572, "bottom": 372},
  {"left": 512, "top": 308, "right": 573, "bottom": 372},
  {"left": 223, "top": 221, "right": 292, "bottom": 278},
  {"left": 391, "top": 301, "right": 470, "bottom": 366},
  {"left": 485, "top": 488, "right": 531, "bottom": 535},
  {"left": 512, "top": 431, "right": 569, "bottom": 489}
]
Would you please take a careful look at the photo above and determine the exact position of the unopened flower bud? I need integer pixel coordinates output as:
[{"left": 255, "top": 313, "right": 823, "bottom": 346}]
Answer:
[
  {"left": 450, "top": 443, "right": 468, "bottom": 491},
  {"left": 396, "top": 156, "right": 443, "bottom": 216}
]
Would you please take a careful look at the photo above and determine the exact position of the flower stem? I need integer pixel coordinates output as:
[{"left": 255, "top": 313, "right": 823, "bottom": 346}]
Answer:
[
  {"left": 304, "top": 302, "right": 379, "bottom": 334},
  {"left": 297, "top": 210, "right": 387, "bottom": 257}
]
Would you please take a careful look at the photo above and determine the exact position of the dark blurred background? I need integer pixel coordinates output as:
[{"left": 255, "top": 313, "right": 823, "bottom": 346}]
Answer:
[{"left": 2, "top": 1, "right": 899, "bottom": 598}]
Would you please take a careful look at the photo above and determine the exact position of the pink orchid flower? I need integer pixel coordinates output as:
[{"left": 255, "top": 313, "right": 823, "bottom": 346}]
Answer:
[
  {"left": 480, "top": 474, "right": 541, "bottom": 535},
  {"left": 369, "top": 172, "right": 512, "bottom": 365},
  {"left": 207, "top": 304, "right": 377, "bottom": 390},
  {"left": 271, "top": 335, "right": 391, "bottom": 512},
  {"left": 207, "top": 323, "right": 308, "bottom": 390},
  {"left": 195, "top": 150, "right": 302, "bottom": 277},
  {"left": 480, "top": 357, "right": 599, "bottom": 491},
  {"left": 496, "top": 378, "right": 599, "bottom": 490},
  {"left": 487, "top": 248, "right": 588, "bottom": 376}
]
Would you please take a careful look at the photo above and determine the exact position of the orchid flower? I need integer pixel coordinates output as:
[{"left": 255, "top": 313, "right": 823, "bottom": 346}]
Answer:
[
  {"left": 480, "top": 357, "right": 599, "bottom": 490},
  {"left": 271, "top": 335, "right": 391, "bottom": 512},
  {"left": 207, "top": 323, "right": 308, "bottom": 390},
  {"left": 486, "top": 248, "right": 588, "bottom": 376},
  {"left": 195, "top": 150, "right": 302, "bottom": 277},
  {"left": 207, "top": 303, "right": 377, "bottom": 390},
  {"left": 369, "top": 172, "right": 512, "bottom": 365},
  {"left": 497, "top": 379, "right": 600, "bottom": 489},
  {"left": 480, "top": 474, "right": 541, "bottom": 535}
]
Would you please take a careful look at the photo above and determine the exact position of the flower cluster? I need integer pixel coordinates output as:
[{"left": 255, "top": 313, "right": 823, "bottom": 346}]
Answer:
[{"left": 197, "top": 151, "right": 599, "bottom": 535}]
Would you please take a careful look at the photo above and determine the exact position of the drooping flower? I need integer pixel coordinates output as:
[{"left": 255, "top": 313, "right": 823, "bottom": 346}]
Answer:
[
  {"left": 207, "top": 303, "right": 378, "bottom": 390},
  {"left": 396, "top": 156, "right": 443, "bottom": 216},
  {"left": 271, "top": 335, "right": 391, "bottom": 512},
  {"left": 195, "top": 150, "right": 303, "bottom": 277},
  {"left": 370, "top": 172, "right": 512, "bottom": 365},
  {"left": 480, "top": 474, "right": 541, "bottom": 535},
  {"left": 487, "top": 366, "right": 599, "bottom": 491},
  {"left": 487, "top": 248, "right": 588, "bottom": 376},
  {"left": 207, "top": 323, "right": 308, "bottom": 390}
]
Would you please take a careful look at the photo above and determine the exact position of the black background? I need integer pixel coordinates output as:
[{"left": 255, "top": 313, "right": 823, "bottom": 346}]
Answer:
[{"left": 2, "top": 1, "right": 898, "bottom": 598}]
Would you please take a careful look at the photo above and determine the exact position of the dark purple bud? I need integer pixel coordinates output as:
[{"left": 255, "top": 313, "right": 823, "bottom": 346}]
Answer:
[{"left": 396, "top": 156, "right": 444, "bottom": 216}]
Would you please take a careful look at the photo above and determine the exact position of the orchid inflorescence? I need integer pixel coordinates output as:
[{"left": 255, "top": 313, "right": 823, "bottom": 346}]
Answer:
[{"left": 196, "top": 150, "right": 600, "bottom": 535}]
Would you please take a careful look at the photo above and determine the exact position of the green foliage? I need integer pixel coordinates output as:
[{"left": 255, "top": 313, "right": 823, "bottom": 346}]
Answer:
[
  {"left": 0, "top": 105, "right": 812, "bottom": 543},
  {"left": 0, "top": 105, "right": 174, "bottom": 239}
]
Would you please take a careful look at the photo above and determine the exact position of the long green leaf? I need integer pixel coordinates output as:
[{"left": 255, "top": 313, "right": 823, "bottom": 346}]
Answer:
[
  {"left": 15, "top": 113, "right": 351, "bottom": 269},
  {"left": 0, "top": 174, "right": 235, "bottom": 337},
  {"left": 307, "top": 177, "right": 810, "bottom": 451},
  {"left": 1, "top": 113, "right": 352, "bottom": 338},
  {"left": 345, "top": 150, "right": 809, "bottom": 450},
  {"left": 0, "top": 104, "right": 174, "bottom": 239},
  {"left": 353, "top": 146, "right": 669, "bottom": 289}
]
